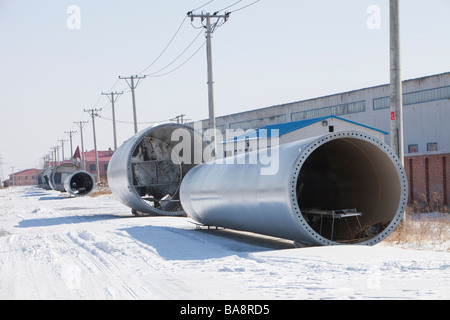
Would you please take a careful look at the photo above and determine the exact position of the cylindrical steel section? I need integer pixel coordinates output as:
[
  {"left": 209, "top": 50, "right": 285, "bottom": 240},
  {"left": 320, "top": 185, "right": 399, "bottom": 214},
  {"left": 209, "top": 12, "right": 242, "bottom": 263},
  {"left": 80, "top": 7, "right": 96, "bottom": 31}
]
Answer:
[
  {"left": 64, "top": 170, "right": 95, "bottom": 196},
  {"left": 42, "top": 167, "right": 56, "bottom": 190},
  {"left": 50, "top": 163, "right": 80, "bottom": 192},
  {"left": 37, "top": 170, "right": 52, "bottom": 190},
  {"left": 107, "top": 123, "right": 213, "bottom": 216},
  {"left": 180, "top": 131, "right": 408, "bottom": 246}
]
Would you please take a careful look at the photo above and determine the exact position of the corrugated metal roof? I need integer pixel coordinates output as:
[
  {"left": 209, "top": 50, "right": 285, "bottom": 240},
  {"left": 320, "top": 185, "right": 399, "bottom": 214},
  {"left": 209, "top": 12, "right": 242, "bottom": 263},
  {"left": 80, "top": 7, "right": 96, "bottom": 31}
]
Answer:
[{"left": 225, "top": 116, "right": 388, "bottom": 142}]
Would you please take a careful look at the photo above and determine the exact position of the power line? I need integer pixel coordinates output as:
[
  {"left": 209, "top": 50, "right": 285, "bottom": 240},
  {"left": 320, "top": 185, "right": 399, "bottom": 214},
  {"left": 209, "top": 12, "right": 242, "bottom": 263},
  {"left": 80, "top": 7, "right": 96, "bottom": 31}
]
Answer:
[
  {"left": 229, "top": 0, "right": 261, "bottom": 13},
  {"left": 147, "top": 41, "right": 206, "bottom": 78},
  {"left": 216, "top": 0, "right": 244, "bottom": 12},
  {"left": 98, "top": 115, "right": 174, "bottom": 125},
  {"left": 191, "top": 0, "right": 217, "bottom": 11},
  {"left": 144, "top": 29, "right": 204, "bottom": 77},
  {"left": 137, "top": 16, "right": 188, "bottom": 75}
]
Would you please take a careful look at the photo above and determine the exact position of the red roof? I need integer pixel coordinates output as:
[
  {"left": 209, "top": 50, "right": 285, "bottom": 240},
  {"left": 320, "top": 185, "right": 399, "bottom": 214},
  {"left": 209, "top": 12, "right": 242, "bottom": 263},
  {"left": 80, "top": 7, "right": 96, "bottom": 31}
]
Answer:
[
  {"left": 73, "top": 146, "right": 81, "bottom": 159},
  {"left": 11, "top": 168, "right": 41, "bottom": 176},
  {"left": 82, "top": 149, "right": 115, "bottom": 162}
]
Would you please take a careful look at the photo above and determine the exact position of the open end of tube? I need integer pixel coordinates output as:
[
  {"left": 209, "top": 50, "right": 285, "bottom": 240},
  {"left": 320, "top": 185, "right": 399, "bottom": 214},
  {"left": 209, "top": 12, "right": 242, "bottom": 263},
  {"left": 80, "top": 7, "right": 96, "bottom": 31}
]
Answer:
[
  {"left": 131, "top": 136, "right": 183, "bottom": 212},
  {"left": 129, "top": 124, "right": 207, "bottom": 215},
  {"left": 296, "top": 136, "right": 405, "bottom": 244},
  {"left": 69, "top": 172, "right": 94, "bottom": 196}
]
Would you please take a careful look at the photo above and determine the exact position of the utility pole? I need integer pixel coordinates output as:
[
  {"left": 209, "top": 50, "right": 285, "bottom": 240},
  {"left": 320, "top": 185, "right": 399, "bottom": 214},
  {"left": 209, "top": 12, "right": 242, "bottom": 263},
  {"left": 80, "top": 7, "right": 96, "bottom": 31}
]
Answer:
[
  {"left": 84, "top": 109, "right": 101, "bottom": 183},
  {"left": 11, "top": 167, "right": 15, "bottom": 186},
  {"left": 171, "top": 114, "right": 187, "bottom": 124},
  {"left": 58, "top": 139, "right": 67, "bottom": 164},
  {"left": 65, "top": 130, "right": 77, "bottom": 163},
  {"left": 49, "top": 150, "right": 54, "bottom": 167},
  {"left": 101, "top": 91, "right": 123, "bottom": 150},
  {"left": 55, "top": 146, "right": 60, "bottom": 165},
  {"left": 74, "top": 120, "right": 88, "bottom": 170},
  {"left": 119, "top": 75, "right": 146, "bottom": 134},
  {"left": 188, "top": 11, "right": 230, "bottom": 154},
  {"left": 390, "top": 0, "right": 404, "bottom": 166},
  {"left": 52, "top": 146, "right": 59, "bottom": 166},
  {"left": 0, "top": 154, "right": 3, "bottom": 185}
]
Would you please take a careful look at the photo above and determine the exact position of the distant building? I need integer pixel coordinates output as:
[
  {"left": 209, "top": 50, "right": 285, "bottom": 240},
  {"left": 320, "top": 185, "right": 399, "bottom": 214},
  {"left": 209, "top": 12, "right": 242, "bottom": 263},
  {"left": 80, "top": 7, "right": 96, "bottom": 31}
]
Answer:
[
  {"left": 190, "top": 72, "right": 450, "bottom": 207},
  {"left": 73, "top": 148, "right": 114, "bottom": 179},
  {"left": 6, "top": 169, "right": 41, "bottom": 186},
  {"left": 192, "top": 72, "right": 450, "bottom": 155}
]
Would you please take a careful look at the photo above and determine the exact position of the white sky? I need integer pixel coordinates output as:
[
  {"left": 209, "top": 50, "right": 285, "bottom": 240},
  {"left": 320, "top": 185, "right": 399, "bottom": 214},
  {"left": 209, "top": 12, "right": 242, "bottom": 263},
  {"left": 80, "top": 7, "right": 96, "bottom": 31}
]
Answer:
[{"left": 0, "top": 0, "right": 449, "bottom": 178}]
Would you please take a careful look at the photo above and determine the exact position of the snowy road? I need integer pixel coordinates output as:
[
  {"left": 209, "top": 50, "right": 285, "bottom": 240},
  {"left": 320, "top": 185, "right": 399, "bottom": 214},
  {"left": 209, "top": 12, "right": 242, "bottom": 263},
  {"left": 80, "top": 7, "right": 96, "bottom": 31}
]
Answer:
[{"left": 1, "top": 186, "right": 449, "bottom": 299}]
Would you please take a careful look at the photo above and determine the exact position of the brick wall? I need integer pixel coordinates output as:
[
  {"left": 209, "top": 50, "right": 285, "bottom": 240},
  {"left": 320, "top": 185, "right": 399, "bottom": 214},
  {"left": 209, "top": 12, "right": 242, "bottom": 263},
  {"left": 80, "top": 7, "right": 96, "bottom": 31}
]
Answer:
[{"left": 404, "top": 153, "right": 449, "bottom": 207}]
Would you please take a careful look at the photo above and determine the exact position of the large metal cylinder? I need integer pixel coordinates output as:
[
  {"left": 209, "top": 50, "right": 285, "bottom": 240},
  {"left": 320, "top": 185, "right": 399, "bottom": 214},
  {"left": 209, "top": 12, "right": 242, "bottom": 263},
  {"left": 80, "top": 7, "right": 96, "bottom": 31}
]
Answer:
[
  {"left": 37, "top": 170, "right": 52, "bottom": 190},
  {"left": 107, "top": 123, "right": 213, "bottom": 216},
  {"left": 63, "top": 170, "right": 95, "bottom": 196},
  {"left": 180, "top": 131, "right": 408, "bottom": 246},
  {"left": 49, "top": 163, "right": 80, "bottom": 192},
  {"left": 42, "top": 167, "right": 56, "bottom": 190}
]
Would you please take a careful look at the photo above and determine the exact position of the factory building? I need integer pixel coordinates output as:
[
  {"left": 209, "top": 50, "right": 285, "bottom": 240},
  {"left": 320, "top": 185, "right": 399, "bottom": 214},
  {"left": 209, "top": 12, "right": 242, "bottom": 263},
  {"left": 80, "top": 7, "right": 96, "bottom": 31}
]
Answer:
[
  {"left": 192, "top": 72, "right": 450, "bottom": 207},
  {"left": 196, "top": 72, "right": 449, "bottom": 155},
  {"left": 5, "top": 169, "right": 41, "bottom": 186}
]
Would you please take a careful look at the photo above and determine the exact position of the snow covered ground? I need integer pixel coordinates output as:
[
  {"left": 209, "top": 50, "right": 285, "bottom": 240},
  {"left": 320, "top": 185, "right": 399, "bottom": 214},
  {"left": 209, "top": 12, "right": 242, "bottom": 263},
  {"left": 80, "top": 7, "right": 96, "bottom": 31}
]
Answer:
[{"left": 1, "top": 186, "right": 449, "bottom": 300}]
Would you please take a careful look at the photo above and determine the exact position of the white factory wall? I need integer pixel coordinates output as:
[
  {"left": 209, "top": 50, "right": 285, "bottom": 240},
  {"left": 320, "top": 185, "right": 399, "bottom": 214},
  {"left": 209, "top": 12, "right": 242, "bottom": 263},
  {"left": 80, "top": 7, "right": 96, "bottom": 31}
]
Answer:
[{"left": 193, "top": 72, "right": 450, "bottom": 155}]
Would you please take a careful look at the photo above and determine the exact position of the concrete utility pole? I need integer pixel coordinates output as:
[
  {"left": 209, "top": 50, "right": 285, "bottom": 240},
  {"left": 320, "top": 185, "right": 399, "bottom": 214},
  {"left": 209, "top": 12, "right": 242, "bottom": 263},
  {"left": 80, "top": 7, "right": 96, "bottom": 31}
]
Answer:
[
  {"left": 84, "top": 109, "right": 101, "bottom": 183},
  {"left": 171, "top": 114, "right": 187, "bottom": 124},
  {"left": 74, "top": 121, "right": 88, "bottom": 170},
  {"left": 58, "top": 139, "right": 67, "bottom": 164},
  {"left": 49, "top": 150, "right": 54, "bottom": 167},
  {"left": 11, "top": 167, "right": 15, "bottom": 186},
  {"left": 54, "top": 146, "right": 60, "bottom": 164},
  {"left": 119, "top": 75, "right": 146, "bottom": 134},
  {"left": 188, "top": 11, "right": 230, "bottom": 155},
  {"left": 101, "top": 91, "right": 123, "bottom": 150},
  {"left": 52, "top": 146, "right": 59, "bottom": 166},
  {"left": 65, "top": 130, "right": 77, "bottom": 163},
  {"left": 390, "top": 0, "right": 404, "bottom": 166}
]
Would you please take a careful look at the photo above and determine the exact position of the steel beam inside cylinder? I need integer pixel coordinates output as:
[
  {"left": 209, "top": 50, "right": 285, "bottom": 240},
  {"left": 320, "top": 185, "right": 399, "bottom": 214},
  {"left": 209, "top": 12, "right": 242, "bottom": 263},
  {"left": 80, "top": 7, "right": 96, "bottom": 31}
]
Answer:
[
  {"left": 64, "top": 170, "right": 95, "bottom": 196},
  {"left": 49, "top": 163, "right": 80, "bottom": 192},
  {"left": 107, "top": 123, "right": 213, "bottom": 216},
  {"left": 180, "top": 131, "right": 408, "bottom": 246}
]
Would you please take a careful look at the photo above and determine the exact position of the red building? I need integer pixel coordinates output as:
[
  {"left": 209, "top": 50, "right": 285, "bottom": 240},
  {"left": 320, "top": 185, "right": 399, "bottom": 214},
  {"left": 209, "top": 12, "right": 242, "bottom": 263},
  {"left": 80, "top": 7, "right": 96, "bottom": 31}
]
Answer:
[
  {"left": 404, "top": 152, "right": 450, "bottom": 207},
  {"left": 73, "top": 147, "right": 114, "bottom": 179},
  {"left": 7, "top": 168, "right": 41, "bottom": 186}
]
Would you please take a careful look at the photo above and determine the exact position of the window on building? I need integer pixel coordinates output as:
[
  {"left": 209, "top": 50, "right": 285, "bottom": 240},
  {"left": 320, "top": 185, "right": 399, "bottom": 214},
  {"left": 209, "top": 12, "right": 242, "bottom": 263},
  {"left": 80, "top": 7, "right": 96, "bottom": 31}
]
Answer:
[
  {"left": 90, "top": 164, "right": 96, "bottom": 172},
  {"left": 427, "top": 142, "right": 438, "bottom": 152},
  {"left": 104, "top": 164, "right": 108, "bottom": 172},
  {"left": 373, "top": 86, "right": 450, "bottom": 110},
  {"left": 408, "top": 144, "right": 418, "bottom": 153},
  {"left": 329, "top": 125, "right": 334, "bottom": 132}
]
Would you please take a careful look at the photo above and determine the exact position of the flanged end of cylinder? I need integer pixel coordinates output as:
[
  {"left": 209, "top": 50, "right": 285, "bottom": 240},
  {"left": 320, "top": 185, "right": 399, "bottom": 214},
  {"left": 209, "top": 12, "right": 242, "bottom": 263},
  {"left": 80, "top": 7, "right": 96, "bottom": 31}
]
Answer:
[
  {"left": 108, "top": 123, "right": 213, "bottom": 216},
  {"left": 290, "top": 131, "right": 408, "bottom": 246},
  {"left": 64, "top": 170, "right": 95, "bottom": 196}
]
